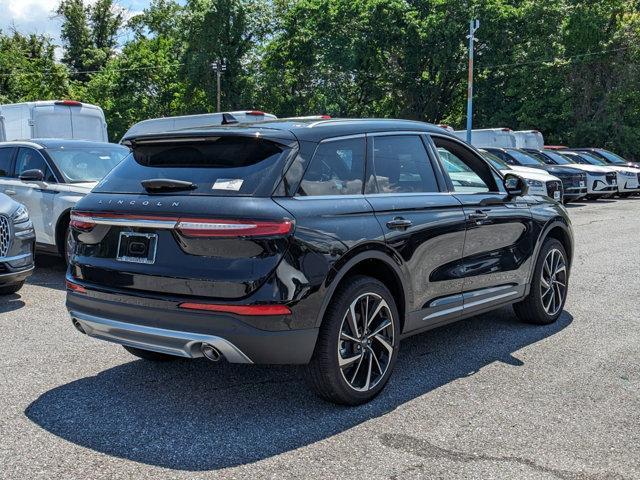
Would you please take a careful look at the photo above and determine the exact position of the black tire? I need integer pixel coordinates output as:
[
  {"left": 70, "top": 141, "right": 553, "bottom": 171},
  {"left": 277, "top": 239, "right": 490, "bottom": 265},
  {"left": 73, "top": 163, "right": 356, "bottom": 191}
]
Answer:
[
  {"left": 123, "top": 345, "right": 179, "bottom": 361},
  {"left": 0, "top": 281, "right": 24, "bottom": 295},
  {"left": 514, "top": 238, "right": 568, "bottom": 325},
  {"left": 304, "top": 275, "right": 400, "bottom": 405},
  {"left": 64, "top": 224, "right": 75, "bottom": 266}
]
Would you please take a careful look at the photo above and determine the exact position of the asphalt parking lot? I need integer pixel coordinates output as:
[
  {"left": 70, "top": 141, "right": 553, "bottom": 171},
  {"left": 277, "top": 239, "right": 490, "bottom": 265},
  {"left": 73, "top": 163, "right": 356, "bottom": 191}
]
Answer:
[{"left": 1, "top": 199, "right": 639, "bottom": 480}]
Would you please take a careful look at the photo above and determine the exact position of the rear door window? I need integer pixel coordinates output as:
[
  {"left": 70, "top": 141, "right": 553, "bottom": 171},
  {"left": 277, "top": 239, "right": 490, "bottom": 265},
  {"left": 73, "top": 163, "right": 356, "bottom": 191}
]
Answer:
[
  {"left": 371, "top": 135, "right": 439, "bottom": 193},
  {"left": 296, "top": 138, "right": 365, "bottom": 196},
  {"left": 94, "top": 136, "right": 289, "bottom": 196}
]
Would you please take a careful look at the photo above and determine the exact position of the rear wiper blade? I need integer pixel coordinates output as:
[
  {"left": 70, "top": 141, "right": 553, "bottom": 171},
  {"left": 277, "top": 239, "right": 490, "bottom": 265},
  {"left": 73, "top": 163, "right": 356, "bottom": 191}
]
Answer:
[{"left": 141, "top": 178, "right": 198, "bottom": 192}]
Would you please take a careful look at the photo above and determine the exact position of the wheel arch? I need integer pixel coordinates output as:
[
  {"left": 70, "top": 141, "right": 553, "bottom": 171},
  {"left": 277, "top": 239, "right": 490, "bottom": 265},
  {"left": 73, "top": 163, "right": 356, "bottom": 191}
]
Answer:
[
  {"left": 314, "top": 248, "right": 410, "bottom": 333},
  {"left": 528, "top": 218, "right": 574, "bottom": 284},
  {"left": 55, "top": 208, "right": 72, "bottom": 256}
]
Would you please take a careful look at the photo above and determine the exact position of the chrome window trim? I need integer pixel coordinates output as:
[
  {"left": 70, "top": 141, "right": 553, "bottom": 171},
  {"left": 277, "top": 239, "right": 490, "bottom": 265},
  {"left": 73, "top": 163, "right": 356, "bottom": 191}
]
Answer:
[{"left": 318, "top": 134, "right": 366, "bottom": 143}]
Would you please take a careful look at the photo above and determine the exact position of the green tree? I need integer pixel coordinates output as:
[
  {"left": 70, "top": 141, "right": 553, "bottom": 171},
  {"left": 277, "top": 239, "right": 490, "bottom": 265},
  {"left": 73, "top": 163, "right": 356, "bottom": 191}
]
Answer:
[
  {"left": 0, "top": 30, "right": 71, "bottom": 103},
  {"left": 57, "top": 0, "right": 125, "bottom": 78}
]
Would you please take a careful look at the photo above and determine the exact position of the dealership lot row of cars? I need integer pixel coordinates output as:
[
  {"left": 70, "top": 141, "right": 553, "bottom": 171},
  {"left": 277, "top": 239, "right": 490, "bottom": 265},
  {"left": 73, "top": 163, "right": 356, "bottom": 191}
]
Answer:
[{"left": 0, "top": 100, "right": 638, "bottom": 404}]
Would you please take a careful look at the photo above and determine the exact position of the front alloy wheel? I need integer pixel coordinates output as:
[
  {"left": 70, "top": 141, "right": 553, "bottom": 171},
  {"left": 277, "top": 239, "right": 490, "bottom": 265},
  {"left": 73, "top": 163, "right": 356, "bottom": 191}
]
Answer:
[
  {"left": 305, "top": 275, "right": 400, "bottom": 405},
  {"left": 540, "top": 248, "right": 567, "bottom": 316},
  {"left": 514, "top": 238, "right": 569, "bottom": 325}
]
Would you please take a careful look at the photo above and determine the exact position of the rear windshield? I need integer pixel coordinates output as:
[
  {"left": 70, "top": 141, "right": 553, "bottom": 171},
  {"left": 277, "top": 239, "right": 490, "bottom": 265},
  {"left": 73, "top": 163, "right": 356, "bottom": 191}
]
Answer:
[{"left": 94, "top": 136, "right": 288, "bottom": 196}]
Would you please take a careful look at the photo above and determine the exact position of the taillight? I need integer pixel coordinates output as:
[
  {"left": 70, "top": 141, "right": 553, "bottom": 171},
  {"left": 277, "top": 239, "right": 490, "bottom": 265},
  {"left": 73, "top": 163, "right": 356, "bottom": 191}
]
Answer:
[
  {"left": 246, "top": 110, "right": 265, "bottom": 116},
  {"left": 176, "top": 219, "right": 293, "bottom": 238},
  {"left": 66, "top": 280, "right": 87, "bottom": 294},
  {"left": 178, "top": 303, "right": 291, "bottom": 316},
  {"left": 69, "top": 212, "right": 96, "bottom": 232}
]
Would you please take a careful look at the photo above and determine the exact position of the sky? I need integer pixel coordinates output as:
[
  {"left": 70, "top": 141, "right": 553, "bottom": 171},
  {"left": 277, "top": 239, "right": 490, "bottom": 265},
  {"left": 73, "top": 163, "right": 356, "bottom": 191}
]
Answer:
[{"left": 0, "top": 0, "right": 151, "bottom": 52}]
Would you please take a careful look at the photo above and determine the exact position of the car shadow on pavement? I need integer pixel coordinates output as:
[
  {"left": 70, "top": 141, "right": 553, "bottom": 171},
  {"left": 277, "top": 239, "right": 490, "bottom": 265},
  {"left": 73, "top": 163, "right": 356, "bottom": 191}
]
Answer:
[
  {"left": 27, "top": 254, "right": 67, "bottom": 292},
  {"left": 0, "top": 294, "right": 25, "bottom": 313},
  {"left": 25, "top": 307, "right": 572, "bottom": 471}
]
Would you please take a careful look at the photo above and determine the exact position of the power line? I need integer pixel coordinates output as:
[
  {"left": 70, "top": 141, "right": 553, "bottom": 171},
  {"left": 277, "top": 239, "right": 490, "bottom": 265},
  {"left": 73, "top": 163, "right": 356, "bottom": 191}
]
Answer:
[{"left": 0, "top": 62, "right": 186, "bottom": 78}]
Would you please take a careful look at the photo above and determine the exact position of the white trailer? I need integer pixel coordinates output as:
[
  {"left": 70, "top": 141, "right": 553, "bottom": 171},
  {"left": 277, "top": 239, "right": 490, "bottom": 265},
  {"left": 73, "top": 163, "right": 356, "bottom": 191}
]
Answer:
[
  {"left": 452, "top": 128, "right": 517, "bottom": 148},
  {"left": 0, "top": 100, "right": 108, "bottom": 142},
  {"left": 514, "top": 130, "right": 544, "bottom": 149}
]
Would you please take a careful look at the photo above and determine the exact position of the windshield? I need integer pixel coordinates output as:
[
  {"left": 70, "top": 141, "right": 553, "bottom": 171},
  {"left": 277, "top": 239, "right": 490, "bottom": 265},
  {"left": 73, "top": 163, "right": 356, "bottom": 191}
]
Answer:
[
  {"left": 595, "top": 149, "right": 627, "bottom": 165},
  {"left": 571, "top": 151, "right": 607, "bottom": 166},
  {"left": 542, "top": 150, "right": 573, "bottom": 165},
  {"left": 505, "top": 149, "right": 544, "bottom": 166},
  {"left": 479, "top": 150, "right": 510, "bottom": 170},
  {"left": 46, "top": 145, "right": 130, "bottom": 183}
]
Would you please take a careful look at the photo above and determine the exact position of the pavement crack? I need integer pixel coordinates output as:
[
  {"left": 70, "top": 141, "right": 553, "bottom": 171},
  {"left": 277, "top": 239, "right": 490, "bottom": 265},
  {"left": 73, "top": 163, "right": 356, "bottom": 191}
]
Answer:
[{"left": 380, "top": 433, "right": 627, "bottom": 480}]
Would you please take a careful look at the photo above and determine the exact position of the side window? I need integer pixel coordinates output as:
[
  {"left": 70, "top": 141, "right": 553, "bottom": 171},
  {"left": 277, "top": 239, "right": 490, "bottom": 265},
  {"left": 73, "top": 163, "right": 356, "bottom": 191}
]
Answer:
[
  {"left": 0, "top": 148, "right": 13, "bottom": 177},
  {"left": 297, "top": 138, "right": 365, "bottom": 196},
  {"left": 433, "top": 138, "right": 498, "bottom": 194},
  {"left": 14, "top": 148, "right": 56, "bottom": 182},
  {"left": 493, "top": 150, "right": 515, "bottom": 165},
  {"left": 372, "top": 135, "right": 439, "bottom": 193}
]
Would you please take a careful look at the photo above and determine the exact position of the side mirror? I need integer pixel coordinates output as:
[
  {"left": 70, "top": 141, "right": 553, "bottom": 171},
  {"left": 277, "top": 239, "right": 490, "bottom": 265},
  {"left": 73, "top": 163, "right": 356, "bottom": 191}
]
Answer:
[
  {"left": 19, "top": 169, "right": 45, "bottom": 182},
  {"left": 503, "top": 173, "right": 528, "bottom": 197}
]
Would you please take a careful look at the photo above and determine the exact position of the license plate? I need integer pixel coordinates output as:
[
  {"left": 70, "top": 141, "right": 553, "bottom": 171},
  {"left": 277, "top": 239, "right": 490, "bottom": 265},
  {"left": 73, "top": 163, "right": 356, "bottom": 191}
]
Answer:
[
  {"left": 117, "top": 232, "right": 158, "bottom": 264},
  {"left": 553, "top": 191, "right": 561, "bottom": 201},
  {"left": 579, "top": 181, "right": 585, "bottom": 187}
]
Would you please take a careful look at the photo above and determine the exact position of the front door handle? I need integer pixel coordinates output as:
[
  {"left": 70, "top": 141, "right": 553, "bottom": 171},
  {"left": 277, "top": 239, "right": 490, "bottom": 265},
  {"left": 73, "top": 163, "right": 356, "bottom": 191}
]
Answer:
[
  {"left": 386, "top": 217, "right": 413, "bottom": 230},
  {"left": 4, "top": 189, "right": 16, "bottom": 196},
  {"left": 468, "top": 209, "right": 489, "bottom": 222}
]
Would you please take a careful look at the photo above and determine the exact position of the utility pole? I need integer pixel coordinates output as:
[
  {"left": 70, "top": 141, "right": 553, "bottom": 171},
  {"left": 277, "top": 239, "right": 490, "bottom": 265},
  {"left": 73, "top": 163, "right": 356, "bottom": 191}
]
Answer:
[
  {"left": 211, "top": 59, "right": 227, "bottom": 111},
  {"left": 466, "top": 19, "right": 480, "bottom": 144}
]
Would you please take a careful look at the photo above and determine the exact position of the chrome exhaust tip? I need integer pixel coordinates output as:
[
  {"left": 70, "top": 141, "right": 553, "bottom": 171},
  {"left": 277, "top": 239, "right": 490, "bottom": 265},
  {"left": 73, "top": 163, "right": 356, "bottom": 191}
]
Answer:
[
  {"left": 201, "top": 343, "right": 221, "bottom": 362},
  {"left": 72, "top": 319, "right": 86, "bottom": 334}
]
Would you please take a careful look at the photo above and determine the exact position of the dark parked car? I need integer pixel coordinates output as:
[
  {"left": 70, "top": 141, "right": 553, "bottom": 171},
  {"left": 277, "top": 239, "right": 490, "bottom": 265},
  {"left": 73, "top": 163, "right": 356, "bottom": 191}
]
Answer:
[
  {"left": 0, "top": 193, "right": 35, "bottom": 294},
  {"left": 483, "top": 147, "right": 587, "bottom": 202},
  {"left": 66, "top": 119, "right": 574, "bottom": 405}
]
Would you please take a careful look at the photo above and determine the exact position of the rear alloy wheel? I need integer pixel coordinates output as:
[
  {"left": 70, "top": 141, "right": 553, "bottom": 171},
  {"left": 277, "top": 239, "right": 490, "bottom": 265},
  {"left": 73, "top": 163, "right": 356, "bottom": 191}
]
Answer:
[
  {"left": 514, "top": 238, "right": 568, "bottom": 325},
  {"left": 305, "top": 276, "right": 400, "bottom": 405}
]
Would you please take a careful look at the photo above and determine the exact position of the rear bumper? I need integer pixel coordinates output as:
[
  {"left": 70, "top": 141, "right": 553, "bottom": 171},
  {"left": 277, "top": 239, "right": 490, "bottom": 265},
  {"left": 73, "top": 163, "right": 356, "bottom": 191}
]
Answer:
[{"left": 66, "top": 291, "right": 319, "bottom": 365}]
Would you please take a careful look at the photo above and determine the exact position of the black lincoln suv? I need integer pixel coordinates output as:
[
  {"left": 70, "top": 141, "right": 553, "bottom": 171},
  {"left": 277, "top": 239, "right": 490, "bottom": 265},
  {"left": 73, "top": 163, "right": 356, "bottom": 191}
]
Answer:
[{"left": 66, "top": 119, "right": 573, "bottom": 405}]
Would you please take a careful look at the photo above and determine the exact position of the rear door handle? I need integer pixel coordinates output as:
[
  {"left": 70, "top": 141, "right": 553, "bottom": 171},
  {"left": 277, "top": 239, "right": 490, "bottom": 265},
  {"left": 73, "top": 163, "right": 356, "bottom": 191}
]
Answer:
[
  {"left": 386, "top": 217, "right": 413, "bottom": 230},
  {"left": 4, "top": 189, "right": 16, "bottom": 196}
]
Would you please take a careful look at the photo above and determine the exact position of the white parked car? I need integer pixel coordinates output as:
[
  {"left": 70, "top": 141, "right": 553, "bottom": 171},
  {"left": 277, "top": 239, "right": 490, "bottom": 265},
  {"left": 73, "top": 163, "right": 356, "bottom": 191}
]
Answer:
[
  {"left": 452, "top": 128, "right": 516, "bottom": 148},
  {"left": 0, "top": 139, "right": 129, "bottom": 261},
  {"left": 477, "top": 150, "right": 564, "bottom": 201},
  {"left": 122, "top": 110, "right": 277, "bottom": 140},
  {"left": 564, "top": 150, "right": 640, "bottom": 195},
  {"left": 0, "top": 100, "right": 108, "bottom": 142},
  {"left": 439, "top": 148, "right": 563, "bottom": 201}
]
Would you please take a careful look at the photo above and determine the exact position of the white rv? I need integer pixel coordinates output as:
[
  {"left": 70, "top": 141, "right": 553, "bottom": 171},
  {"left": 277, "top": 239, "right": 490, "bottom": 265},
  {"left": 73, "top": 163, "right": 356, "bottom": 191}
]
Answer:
[
  {"left": 0, "top": 101, "right": 108, "bottom": 142},
  {"left": 122, "top": 110, "right": 277, "bottom": 140},
  {"left": 452, "top": 128, "right": 517, "bottom": 148},
  {"left": 514, "top": 130, "right": 544, "bottom": 149}
]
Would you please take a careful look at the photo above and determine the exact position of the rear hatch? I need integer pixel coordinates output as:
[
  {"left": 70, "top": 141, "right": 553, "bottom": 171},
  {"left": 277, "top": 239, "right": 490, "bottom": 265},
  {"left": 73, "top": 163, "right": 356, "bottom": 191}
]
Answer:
[
  {"left": 33, "top": 101, "right": 107, "bottom": 141},
  {"left": 70, "top": 133, "right": 296, "bottom": 301}
]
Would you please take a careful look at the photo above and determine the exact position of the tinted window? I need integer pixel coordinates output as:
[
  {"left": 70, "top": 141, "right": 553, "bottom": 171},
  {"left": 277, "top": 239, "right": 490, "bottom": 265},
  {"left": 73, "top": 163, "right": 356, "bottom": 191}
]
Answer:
[
  {"left": 95, "top": 137, "right": 288, "bottom": 196},
  {"left": 297, "top": 138, "right": 365, "bottom": 196},
  {"left": 596, "top": 149, "right": 627, "bottom": 165},
  {"left": 438, "top": 147, "right": 490, "bottom": 193},
  {"left": 46, "top": 146, "right": 128, "bottom": 183},
  {"left": 542, "top": 150, "right": 572, "bottom": 165},
  {"left": 505, "top": 149, "right": 544, "bottom": 166},
  {"left": 15, "top": 148, "right": 56, "bottom": 182},
  {"left": 372, "top": 136, "right": 438, "bottom": 193},
  {"left": 0, "top": 148, "right": 13, "bottom": 177}
]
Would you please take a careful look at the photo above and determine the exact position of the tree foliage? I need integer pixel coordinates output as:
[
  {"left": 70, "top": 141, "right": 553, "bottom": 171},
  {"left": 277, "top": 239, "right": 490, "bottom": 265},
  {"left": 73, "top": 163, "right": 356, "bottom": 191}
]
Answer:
[{"left": 1, "top": 0, "right": 639, "bottom": 158}]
